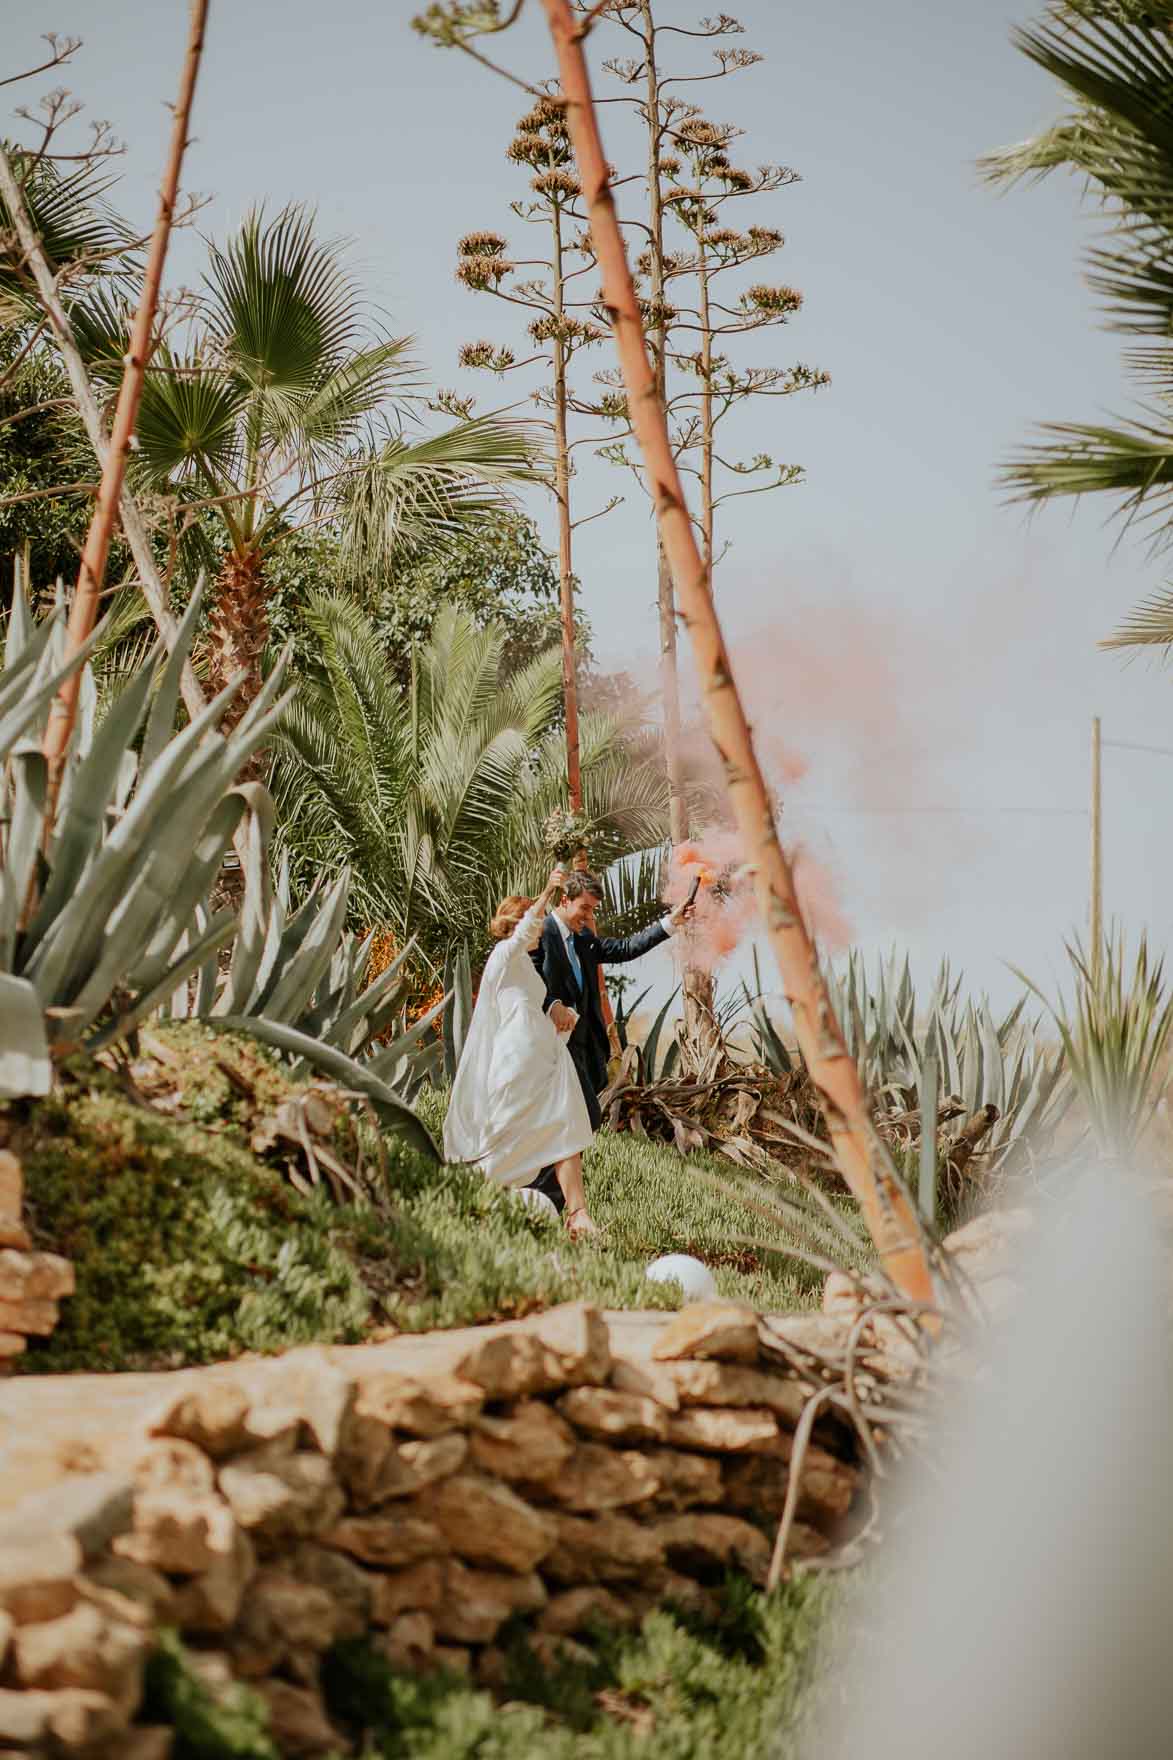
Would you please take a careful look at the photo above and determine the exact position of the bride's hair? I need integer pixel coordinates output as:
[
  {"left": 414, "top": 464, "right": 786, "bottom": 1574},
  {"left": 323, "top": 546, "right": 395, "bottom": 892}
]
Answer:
[{"left": 490, "top": 894, "right": 533, "bottom": 940}]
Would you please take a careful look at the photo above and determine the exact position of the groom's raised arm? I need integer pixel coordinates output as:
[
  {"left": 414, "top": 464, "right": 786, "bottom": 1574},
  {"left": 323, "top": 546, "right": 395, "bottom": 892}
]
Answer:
[{"left": 593, "top": 915, "right": 673, "bottom": 965}]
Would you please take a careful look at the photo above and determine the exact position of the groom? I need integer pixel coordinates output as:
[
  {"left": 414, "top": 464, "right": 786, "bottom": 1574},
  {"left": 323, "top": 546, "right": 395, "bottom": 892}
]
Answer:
[{"left": 526, "top": 868, "right": 692, "bottom": 1213}]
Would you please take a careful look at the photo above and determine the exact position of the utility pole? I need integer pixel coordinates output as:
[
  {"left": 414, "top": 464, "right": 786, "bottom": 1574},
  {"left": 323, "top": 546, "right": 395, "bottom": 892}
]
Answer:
[{"left": 1090, "top": 715, "right": 1103, "bottom": 986}]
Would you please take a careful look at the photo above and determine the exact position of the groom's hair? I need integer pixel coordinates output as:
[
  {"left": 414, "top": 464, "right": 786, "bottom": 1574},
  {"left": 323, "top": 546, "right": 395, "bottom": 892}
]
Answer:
[{"left": 563, "top": 870, "right": 604, "bottom": 902}]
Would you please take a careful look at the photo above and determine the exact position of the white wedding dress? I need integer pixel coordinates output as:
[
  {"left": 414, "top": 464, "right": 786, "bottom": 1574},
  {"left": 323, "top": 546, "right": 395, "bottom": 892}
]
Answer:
[{"left": 443, "top": 905, "right": 593, "bottom": 1187}]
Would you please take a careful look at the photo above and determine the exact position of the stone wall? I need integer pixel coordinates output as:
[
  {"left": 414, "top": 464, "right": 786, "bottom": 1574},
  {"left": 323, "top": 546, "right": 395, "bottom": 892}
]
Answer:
[
  {"left": 0, "top": 1300, "right": 870, "bottom": 1757},
  {"left": 0, "top": 1152, "right": 72, "bottom": 1370}
]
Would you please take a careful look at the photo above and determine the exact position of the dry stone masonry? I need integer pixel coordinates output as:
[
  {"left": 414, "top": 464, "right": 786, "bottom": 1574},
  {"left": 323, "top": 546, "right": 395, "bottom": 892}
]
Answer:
[
  {"left": 0, "top": 1299, "right": 874, "bottom": 1757},
  {"left": 0, "top": 1153, "right": 73, "bottom": 1370}
]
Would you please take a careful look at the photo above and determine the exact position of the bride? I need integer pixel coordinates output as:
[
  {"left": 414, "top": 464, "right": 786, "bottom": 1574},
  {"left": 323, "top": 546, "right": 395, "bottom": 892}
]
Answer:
[{"left": 443, "top": 866, "right": 599, "bottom": 1238}]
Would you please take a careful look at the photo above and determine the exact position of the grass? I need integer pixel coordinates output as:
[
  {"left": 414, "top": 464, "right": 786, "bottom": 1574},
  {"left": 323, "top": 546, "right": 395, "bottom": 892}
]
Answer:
[
  {"left": 321, "top": 1574, "right": 837, "bottom": 1760},
  {"left": 3, "top": 1030, "right": 865, "bottom": 1374}
]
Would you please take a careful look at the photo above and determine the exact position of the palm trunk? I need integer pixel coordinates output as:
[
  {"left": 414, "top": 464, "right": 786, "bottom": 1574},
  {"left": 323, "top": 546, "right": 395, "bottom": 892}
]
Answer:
[
  {"left": 208, "top": 547, "right": 269, "bottom": 733},
  {"left": 39, "top": 0, "right": 208, "bottom": 818},
  {"left": 551, "top": 202, "right": 582, "bottom": 811},
  {"left": 539, "top": 0, "right": 934, "bottom": 1308}
]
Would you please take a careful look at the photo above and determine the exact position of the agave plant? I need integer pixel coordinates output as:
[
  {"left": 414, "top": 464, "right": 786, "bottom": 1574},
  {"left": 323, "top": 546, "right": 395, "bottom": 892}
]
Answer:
[
  {"left": 1017, "top": 929, "right": 1173, "bottom": 1162},
  {"left": 0, "top": 581, "right": 438, "bottom": 1156},
  {"left": 834, "top": 950, "right": 1069, "bottom": 1188}
]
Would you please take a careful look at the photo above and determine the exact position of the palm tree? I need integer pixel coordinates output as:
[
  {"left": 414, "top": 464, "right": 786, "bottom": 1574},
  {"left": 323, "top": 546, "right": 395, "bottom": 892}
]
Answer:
[
  {"left": 84, "top": 205, "right": 544, "bottom": 711},
  {"left": 986, "top": 3, "right": 1173, "bottom": 649},
  {"left": 271, "top": 594, "right": 671, "bottom": 969}
]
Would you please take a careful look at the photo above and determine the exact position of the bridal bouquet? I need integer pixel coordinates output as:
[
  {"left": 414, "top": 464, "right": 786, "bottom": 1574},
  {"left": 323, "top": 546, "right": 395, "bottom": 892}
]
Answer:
[{"left": 541, "top": 809, "right": 593, "bottom": 864}]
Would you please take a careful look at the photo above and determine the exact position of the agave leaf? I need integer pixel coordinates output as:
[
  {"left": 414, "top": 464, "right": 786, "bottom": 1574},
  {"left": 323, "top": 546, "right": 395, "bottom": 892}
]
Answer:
[
  {"left": 215, "top": 786, "right": 278, "bottom": 1016},
  {"left": 26, "top": 653, "right": 159, "bottom": 948},
  {"left": 139, "top": 580, "right": 205, "bottom": 778},
  {"left": 89, "top": 910, "right": 238, "bottom": 1049},
  {"left": 126, "top": 793, "right": 249, "bottom": 993},
  {"left": 442, "top": 943, "right": 472, "bottom": 1080},
  {"left": 0, "top": 635, "right": 98, "bottom": 766},
  {"left": 0, "top": 973, "right": 51, "bottom": 1098},
  {"left": 3, "top": 578, "right": 36, "bottom": 671},
  {"left": 641, "top": 984, "right": 680, "bottom": 1083},
  {"left": 261, "top": 870, "right": 352, "bottom": 1024},
  {"left": 328, "top": 938, "right": 416, "bottom": 1058},
  {"left": 1, "top": 747, "right": 47, "bottom": 962},
  {"left": 368, "top": 991, "right": 447, "bottom": 1080},
  {"left": 214, "top": 1013, "right": 440, "bottom": 1159}
]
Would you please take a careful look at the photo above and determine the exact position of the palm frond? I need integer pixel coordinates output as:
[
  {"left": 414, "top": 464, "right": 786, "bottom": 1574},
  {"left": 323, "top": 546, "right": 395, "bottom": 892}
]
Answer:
[
  {"left": 1000, "top": 413, "right": 1173, "bottom": 533},
  {"left": 338, "top": 413, "right": 548, "bottom": 576},
  {"left": 1101, "top": 580, "right": 1173, "bottom": 648}
]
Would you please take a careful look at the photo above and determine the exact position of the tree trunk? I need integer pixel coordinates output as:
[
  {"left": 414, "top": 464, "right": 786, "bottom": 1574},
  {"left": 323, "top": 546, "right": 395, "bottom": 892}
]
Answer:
[
  {"left": 538, "top": 0, "right": 935, "bottom": 1308},
  {"left": 207, "top": 547, "right": 269, "bottom": 724},
  {"left": 551, "top": 205, "right": 583, "bottom": 812}
]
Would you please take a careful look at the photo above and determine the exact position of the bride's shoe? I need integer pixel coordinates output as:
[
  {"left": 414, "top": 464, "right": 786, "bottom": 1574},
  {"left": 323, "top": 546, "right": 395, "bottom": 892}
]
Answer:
[{"left": 564, "top": 1206, "right": 601, "bottom": 1242}]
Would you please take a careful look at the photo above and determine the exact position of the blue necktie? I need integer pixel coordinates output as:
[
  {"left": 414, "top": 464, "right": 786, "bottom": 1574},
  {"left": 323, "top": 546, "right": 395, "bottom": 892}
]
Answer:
[{"left": 565, "top": 931, "right": 583, "bottom": 992}]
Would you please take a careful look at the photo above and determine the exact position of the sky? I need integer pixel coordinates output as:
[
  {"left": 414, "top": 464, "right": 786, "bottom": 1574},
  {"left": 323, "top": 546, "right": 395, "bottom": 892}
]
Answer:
[{"left": 7, "top": 0, "right": 1173, "bottom": 1017}]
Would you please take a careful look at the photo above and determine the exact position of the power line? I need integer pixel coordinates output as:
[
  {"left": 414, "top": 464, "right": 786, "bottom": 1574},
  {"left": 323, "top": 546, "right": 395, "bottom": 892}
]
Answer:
[
  {"left": 1103, "top": 738, "right": 1173, "bottom": 759},
  {"left": 797, "top": 804, "right": 1087, "bottom": 817}
]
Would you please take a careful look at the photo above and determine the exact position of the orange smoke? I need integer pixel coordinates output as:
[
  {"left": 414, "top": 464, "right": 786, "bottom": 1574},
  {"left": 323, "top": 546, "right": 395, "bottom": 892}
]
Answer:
[{"left": 665, "top": 830, "right": 852, "bottom": 974}]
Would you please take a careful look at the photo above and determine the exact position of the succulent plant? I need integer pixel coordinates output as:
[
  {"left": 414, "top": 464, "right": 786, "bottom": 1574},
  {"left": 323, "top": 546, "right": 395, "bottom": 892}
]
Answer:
[{"left": 0, "top": 579, "right": 439, "bottom": 1157}]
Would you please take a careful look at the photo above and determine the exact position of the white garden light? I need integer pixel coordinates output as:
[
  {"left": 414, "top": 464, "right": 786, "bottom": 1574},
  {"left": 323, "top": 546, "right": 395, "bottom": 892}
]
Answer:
[{"left": 645, "top": 1254, "right": 718, "bottom": 1301}]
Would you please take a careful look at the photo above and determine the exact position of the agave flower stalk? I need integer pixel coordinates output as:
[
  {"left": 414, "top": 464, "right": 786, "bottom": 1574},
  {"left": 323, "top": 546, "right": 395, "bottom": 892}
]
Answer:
[
  {"left": 40, "top": 0, "right": 208, "bottom": 816},
  {"left": 537, "top": 0, "right": 934, "bottom": 1305}
]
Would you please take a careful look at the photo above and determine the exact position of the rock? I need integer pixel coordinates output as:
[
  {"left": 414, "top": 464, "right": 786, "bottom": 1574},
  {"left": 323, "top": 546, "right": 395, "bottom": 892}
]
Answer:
[
  {"left": 229, "top": 1570, "right": 341, "bottom": 1676},
  {"left": 119, "top": 1727, "right": 174, "bottom": 1760},
  {"left": 397, "top": 1433, "right": 469, "bottom": 1492},
  {"left": 0, "top": 1605, "right": 11, "bottom": 1667},
  {"left": 543, "top": 1513, "right": 665, "bottom": 1585},
  {"left": 380, "top": 1611, "right": 434, "bottom": 1671},
  {"left": 454, "top": 1332, "right": 555, "bottom": 1401},
  {"left": 556, "top": 1388, "right": 669, "bottom": 1444},
  {"left": 664, "top": 1407, "right": 780, "bottom": 1454},
  {"left": 0, "top": 1535, "right": 81, "bottom": 1624},
  {"left": 433, "top": 1561, "right": 546, "bottom": 1644},
  {"left": 723, "top": 1446, "right": 858, "bottom": 1524},
  {"left": 82, "top": 1559, "right": 175, "bottom": 1624},
  {"left": 0, "top": 1150, "right": 22, "bottom": 1218},
  {"left": 167, "top": 1527, "right": 255, "bottom": 1633},
  {"left": 246, "top": 1350, "right": 357, "bottom": 1460},
  {"left": 651, "top": 1302, "right": 760, "bottom": 1365},
  {"left": 147, "top": 1382, "right": 252, "bottom": 1459},
  {"left": 285, "top": 1542, "right": 372, "bottom": 1638},
  {"left": 650, "top": 1513, "right": 773, "bottom": 1586},
  {"left": 253, "top": 1680, "right": 342, "bottom": 1757},
  {"left": 469, "top": 1402, "right": 575, "bottom": 1484},
  {"left": 0, "top": 1329, "right": 25, "bottom": 1358},
  {"left": 527, "top": 1302, "right": 612, "bottom": 1385},
  {"left": 0, "top": 1249, "right": 74, "bottom": 1302},
  {"left": 526, "top": 1632, "right": 593, "bottom": 1670},
  {"left": 942, "top": 1206, "right": 1034, "bottom": 1277},
  {"left": 0, "top": 1218, "right": 31, "bottom": 1250},
  {"left": 433, "top": 1643, "right": 472, "bottom": 1675},
  {"left": 0, "top": 1686, "right": 124, "bottom": 1752},
  {"left": 114, "top": 1489, "right": 240, "bottom": 1574},
  {"left": 608, "top": 1357, "right": 680, "bottom": 1411},
  {"left": 538, "top": 1585, "right": 634, "bottom": 1636},
  {"left": 541, "top": 1443, "right": 660, "bottom": 1513},
  {"left": 0, "top": 1299, "right": 58, "bottom": 1335},
  {"left": 370, "top": 1559, "right": 446, "bottom": 1626},
  {"left": 0, "top": 1474, "right": 134, "bottom": 1561},
  {"left": 476, "top": 1646, "right": 507, "bottom": 1687},
  {"left": 340, "top": 1429, "right": 468, "bottom": 1508},
  {"left": 324, "top": 1513, "right": 447, "bottom": 1569},
  {"left": 11, "top": 1600, "right": 146, "bottom": 1712},
  {"left": 646, "top": 1449, "right": 722, "bottom": 1511},
  {"left": 411, "top": 1474, "right": 556, "bottom": 1572},
  {"left": 133, "top": 1438, "right": 216, "bottom": 1499},
  {"left": 631, "top": 1570, "right": 719, "bottom": 1622},
  {"left": 218, "top": 1452, "right": 344, "bottom": 1543},
  {"left": 664, "top": 1360, "right": 810, "bottom": 1425},
  {"left": 354, "top": 1370, "right": 483, "bottom": 1438}
]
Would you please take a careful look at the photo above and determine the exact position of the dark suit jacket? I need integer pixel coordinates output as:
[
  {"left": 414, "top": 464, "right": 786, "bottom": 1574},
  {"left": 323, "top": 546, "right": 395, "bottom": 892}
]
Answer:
[{"left": 531, "top": 914, "right": 670, "bottom": 1128}]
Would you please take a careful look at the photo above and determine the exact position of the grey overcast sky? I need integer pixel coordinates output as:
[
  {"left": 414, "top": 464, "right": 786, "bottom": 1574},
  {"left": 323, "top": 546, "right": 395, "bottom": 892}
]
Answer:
[{"left": 8, "top": 0, "right": 1172, "bottom": 1010}]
